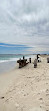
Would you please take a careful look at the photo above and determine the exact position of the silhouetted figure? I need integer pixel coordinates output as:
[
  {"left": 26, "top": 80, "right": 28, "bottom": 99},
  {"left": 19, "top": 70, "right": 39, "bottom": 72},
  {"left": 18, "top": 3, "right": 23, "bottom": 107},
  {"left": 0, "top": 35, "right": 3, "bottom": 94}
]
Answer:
[
  {"left": 34, "top": 59, "right": 37, "bottom": 68},
  {"left": 29, "top": 58, "right": 31, "bottom": 63},
  {"left": 47, "top": 58, "right": 49, "bottom": 63},
  {"left": 37, "top": 54, "right": 39, "bottom": 60},
  {"left": 23, "top": 56, "right": 25, "bottom": 60}
]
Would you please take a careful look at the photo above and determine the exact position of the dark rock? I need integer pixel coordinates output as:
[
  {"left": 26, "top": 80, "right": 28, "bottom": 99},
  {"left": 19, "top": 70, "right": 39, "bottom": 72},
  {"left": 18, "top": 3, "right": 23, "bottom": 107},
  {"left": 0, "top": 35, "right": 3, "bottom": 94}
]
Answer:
[{"left": 0, "top": 97, "right": 4, "bottom": 99}]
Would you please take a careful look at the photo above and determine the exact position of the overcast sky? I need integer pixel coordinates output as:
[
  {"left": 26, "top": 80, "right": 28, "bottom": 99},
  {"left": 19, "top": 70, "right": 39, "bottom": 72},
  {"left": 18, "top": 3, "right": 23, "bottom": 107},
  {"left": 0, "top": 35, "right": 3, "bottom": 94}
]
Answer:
[{"left": 0, "top": 0, "right": 49, "bottom": 46}]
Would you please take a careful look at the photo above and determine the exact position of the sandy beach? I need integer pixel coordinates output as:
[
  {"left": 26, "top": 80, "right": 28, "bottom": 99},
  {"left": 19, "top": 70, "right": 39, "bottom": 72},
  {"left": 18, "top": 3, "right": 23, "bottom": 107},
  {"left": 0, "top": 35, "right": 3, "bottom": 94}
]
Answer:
[{"left": 0, "top": 55, "right": 49, "bottom": 111}]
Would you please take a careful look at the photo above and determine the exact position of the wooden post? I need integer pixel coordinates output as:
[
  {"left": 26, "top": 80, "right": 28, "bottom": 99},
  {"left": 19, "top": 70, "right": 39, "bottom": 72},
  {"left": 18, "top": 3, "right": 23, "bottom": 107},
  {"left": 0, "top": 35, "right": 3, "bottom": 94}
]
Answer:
[
  {"left": 17, "top": 59, "right": 28, "bottom": 68},
  {"left": 23, "top": 56, "right": 25, "bottom": 59},
  {"left": 19, "top": 62, "right": 22, "bottom": 68},
  {"left": 29, "top": 58, "right": 31, "bottom": 63},
  {"left": 47, "top": 58, "right": 49, "bottom": 63},
  {"left": 37, "top": 54, "right": 39, "bottom": 60},
  {"left": 34, "top": 59, "right": 37, "bottom": 68}
]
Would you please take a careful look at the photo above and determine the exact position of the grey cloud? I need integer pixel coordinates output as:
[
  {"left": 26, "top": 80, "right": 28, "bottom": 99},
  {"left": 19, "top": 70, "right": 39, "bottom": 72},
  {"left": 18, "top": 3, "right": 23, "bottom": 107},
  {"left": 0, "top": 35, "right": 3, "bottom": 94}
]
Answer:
[{"left": 0, "top": 0, "right": 49, "bottom": 46}]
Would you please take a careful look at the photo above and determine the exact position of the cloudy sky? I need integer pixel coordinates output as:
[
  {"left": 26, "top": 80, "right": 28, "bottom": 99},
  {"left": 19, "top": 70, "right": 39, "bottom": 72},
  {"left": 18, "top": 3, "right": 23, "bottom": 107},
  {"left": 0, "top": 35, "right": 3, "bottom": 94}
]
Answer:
[{"left": 0, "top": 0, "right": 49, "bottom": 54}]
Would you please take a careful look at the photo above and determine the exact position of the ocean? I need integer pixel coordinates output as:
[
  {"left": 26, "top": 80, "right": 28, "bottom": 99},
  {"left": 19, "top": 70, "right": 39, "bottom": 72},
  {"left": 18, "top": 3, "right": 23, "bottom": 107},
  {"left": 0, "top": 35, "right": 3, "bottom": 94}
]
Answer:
[{"left": 0, "top": 54, "right": 36, "bottom": 74}]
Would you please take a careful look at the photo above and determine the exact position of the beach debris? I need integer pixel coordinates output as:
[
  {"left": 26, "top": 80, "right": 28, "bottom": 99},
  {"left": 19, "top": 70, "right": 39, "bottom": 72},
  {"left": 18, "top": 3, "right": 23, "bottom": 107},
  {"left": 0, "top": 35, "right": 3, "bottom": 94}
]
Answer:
[
  {"left": 29, "top": 58, "right": 31, "bottom": 63},
  {"left": 47, "top": 58, "right": 49, "bottom": 63},
  {"left": 34, "top": 59, "right": 37, "bottom": 68},
  {"left": 17, "top": 57, "right": 29, "bottom": 68}
]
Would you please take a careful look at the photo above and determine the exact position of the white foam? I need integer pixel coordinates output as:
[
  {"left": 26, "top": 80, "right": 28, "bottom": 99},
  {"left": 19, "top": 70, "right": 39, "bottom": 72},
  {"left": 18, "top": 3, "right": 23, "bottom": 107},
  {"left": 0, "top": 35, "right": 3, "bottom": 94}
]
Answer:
[
  {"left": 0, "top": 55, "right": 36, "bottom": 63},
  {"left": 0, "top": 58, "right": 18, "bottom": 63},
  {"left": 0, "top": 57, "right": 23, "bottom": 63}
]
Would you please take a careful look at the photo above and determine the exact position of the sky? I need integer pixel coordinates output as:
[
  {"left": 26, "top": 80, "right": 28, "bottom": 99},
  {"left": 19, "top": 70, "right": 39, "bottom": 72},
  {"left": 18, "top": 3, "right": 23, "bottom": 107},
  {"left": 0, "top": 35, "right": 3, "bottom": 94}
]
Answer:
[
  {"left": 0, "top": 43, "right": 32, "bottom": 54},
  {"left": 0, "top": 0, "right": 49, "bottom": 54}
]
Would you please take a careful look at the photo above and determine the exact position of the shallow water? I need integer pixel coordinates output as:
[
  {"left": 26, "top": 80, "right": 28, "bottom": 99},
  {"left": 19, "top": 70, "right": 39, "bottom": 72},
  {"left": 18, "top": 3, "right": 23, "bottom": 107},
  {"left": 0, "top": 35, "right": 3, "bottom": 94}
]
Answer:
[
  {"left": 0, "top": 61, "right": 16, "bottom": 74},
  {"left": 0, "top": 54, "right": 36, "bottom": 74}
]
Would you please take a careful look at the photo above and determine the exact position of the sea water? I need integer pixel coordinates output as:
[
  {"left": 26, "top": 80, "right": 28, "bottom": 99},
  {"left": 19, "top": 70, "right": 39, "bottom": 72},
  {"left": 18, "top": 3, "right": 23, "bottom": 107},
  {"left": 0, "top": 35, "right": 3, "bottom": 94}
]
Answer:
[{"left": 0, "top": 54, "right": 36, "bottom": 74}]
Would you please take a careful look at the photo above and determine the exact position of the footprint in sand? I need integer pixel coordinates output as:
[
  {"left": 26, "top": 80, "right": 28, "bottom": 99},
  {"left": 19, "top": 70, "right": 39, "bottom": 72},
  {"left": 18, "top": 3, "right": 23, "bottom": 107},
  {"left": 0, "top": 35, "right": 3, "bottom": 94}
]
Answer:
[
  {"left": 39, "top": 98, "right": 43, "bottom": 100},
  {"left": 46, "top": 89, "right": 49, "bottom": 93},
  {"left": 46, "top": 89, "right": 49, "bottom": 97},
  {"left": 5, "top": 97, "right": 12, "bottom": 102},
  {"left": 15, "top": 103, "right": 19, "bottom": 108},
  {"left": 46, "top": 83, "right": 48, "bottom": 85},
  {"left": 46, "top": 94, "right": 49, "bottom": 96},
  {"left": 37, "top": 93, "right": 40, "bottom": 95}
]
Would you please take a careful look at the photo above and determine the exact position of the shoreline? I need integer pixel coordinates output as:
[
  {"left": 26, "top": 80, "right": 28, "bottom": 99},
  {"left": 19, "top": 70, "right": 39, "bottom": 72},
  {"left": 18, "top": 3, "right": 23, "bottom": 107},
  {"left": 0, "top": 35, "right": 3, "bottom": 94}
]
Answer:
[
  {"left": 0, "top": 61, "right": 17, "bottom": 74},
  {"left": 0, "top": 55, "right": 36, "bottom": 74},
  {"left": 0, "top": 55, "right": 49, "bottom": 111}
]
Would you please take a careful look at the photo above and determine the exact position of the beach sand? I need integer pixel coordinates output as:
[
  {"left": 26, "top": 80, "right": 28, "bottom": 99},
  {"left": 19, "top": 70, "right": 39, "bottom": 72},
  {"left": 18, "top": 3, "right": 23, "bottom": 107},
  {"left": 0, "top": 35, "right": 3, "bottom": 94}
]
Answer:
[{"left": 0, "top": 55, "right": 49, "bottom": 111}]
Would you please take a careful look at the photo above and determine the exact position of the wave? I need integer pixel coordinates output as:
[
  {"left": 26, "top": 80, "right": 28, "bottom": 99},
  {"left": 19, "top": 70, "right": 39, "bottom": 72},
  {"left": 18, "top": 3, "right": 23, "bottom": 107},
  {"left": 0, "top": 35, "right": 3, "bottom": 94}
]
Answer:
[
  {"left": 0, "top": 55, "right": 36, "bottom": 63},
  {"left": 0, "top": 58, "right": 19, "bottom": 63}
]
